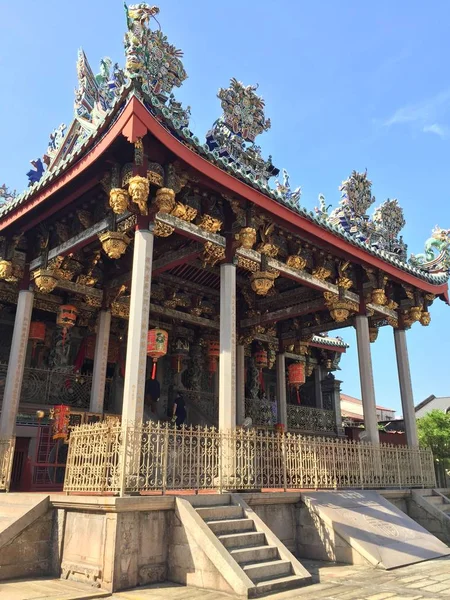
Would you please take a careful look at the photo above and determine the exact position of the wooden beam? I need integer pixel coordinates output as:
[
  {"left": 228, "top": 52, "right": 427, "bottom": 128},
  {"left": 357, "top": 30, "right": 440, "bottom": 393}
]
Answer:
[
  {"left": 152, "top": 244, "right": 202, "bottom": 276},
  {"left": 30, "top": 217, "right": 110, "bottom": 270},
  {"left": 149, "top": 303, "right": 219, "bottom": 330},
  {"left": 157, "top": 213, "right": 226, "bottom": 246},
  {"left": 157, "top": 272, "right": 221, "bottom": 298},
  {"left": 55, "top": 280, "right": 103, "bottom": 298},
  {"left": 240, "top": 298, "right": 325, "bottom": 328}
]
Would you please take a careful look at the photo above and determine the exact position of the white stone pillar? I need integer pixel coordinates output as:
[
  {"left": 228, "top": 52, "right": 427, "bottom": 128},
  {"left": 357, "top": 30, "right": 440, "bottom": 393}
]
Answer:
[
  {"left": 394, "top": 328, "right": 419, "bottom": 447},
  {"left": 314, "top": 365, "right": 324, "bottom": 409},
  {"left": 89, "top": 310, "right": 112, "bottom": 414},
  {"left": 236, "top": 345, "right": 245, "bottom": 426},
  {"left": 219, "top": 263, "right": 236, "bottom": 431},
  {"left": 276, "top": 353, "right": 288, "bottom": 430},
  {"left": 333, "top": 378, "right": 345, "bottom": 436},
  {"left": 122, "top": 223, "right": 154, "bottom": 424},
  {"left": 355, "top": 315, "right": 379, "bottom": 444},
  {"left": 0, "top": 289, "right": 34, "bottom": 437}
]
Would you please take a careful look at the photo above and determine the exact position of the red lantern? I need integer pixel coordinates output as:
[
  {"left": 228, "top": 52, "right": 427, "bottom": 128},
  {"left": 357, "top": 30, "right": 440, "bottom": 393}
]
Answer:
[
  {"left": 147, "top": 328, "right": 168, "bottom": 379},
  {"left": 254, "top": 350, "right": 268, "bottom": 370},
  {"left": 207, "top": 340, "right": 220, "bottom": 376},
  {"left": 254, "top": 349, "right": 268, "bottom": 391},
  {"left": 288, "top": 362, "right": 305, "bottom": 405},
  {"left": 56, "top": 304, "right": 78, "bottom": 346},
  {"left": 50, "top": 404, "right": 70, "bottom": 440},
  {"left": 29, "top": 321, "right": 46, "bottom": 342},
  {"left": 29, "top": 321, "right": 46, "bottom": 359}
]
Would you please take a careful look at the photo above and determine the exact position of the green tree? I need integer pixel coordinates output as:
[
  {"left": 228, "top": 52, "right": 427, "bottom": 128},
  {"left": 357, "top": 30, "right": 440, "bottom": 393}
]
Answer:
[{"left": 417, "top": 410, "right": 450, "bottom": 459}]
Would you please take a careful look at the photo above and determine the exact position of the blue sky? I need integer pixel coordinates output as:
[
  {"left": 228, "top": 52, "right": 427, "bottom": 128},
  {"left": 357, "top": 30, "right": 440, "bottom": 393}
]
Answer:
[{"left": 1, "top": 0, "right": 449, "bottom": 415}]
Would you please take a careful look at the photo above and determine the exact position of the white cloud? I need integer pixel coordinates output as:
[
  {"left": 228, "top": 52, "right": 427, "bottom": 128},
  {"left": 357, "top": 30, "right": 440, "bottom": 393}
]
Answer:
[
  {"left": 423, "top": 123, "right": 448, "bottom": 139},
  {"left": 383, "top": 89, "right": 450, "bottom": 133}
]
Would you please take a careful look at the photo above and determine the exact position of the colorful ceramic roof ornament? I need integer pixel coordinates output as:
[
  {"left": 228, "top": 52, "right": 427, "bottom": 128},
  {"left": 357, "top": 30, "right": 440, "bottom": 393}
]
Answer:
[
  {"left": 410, "top": 226, "right": 450, "bottom": 274},
  {"left": 0, "top": 184, "right": 16, "bottom": 208},
  {"left": 319, "top": 171, "right": 408, "bottom": 260},
  {"left": 124, "top": 2, "right": 187, "bottom": 99},
  {"left": 275, "top": 169, "right": 302, "bottom": 209},
  {"left": 207, "top": 78, "right": 279, "bottom": 183}
]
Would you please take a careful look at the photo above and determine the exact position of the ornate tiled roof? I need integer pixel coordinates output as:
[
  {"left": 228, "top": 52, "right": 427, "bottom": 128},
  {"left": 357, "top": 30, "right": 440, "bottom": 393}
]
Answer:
[
  {"left": 1, "top": 3, "right": 449, "bottom": 288},
  {"left": 311, "top": 335, "right": 349, "bottom": 349}
]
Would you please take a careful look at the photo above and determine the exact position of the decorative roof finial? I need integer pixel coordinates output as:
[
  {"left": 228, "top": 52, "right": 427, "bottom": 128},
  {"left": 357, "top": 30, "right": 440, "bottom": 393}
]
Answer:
[
  {"left": 123, "top": 3, "right": 187, "bottom": 98},
  {"left": 0, "top": 184, "right": 16, "bottom": 208},
  {"left": 207, "top": 78, "right": 278, "bottom": 183},
  {"left": 275, "top": 169, "right": 301, "bottom": 208},
  {"left": 217, "top": 78, "right": 271, "bottom": 142}
]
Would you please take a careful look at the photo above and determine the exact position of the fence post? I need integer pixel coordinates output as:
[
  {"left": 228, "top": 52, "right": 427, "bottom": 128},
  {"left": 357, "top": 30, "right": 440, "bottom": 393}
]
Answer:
[
  {"left": 314, "top": 438, "right": 318, "bottom": 490},
  {"left": 162, "top": 423, "right": 169, "bottom": 495},
  {"left": 5, "top": 437, "right": 15, "bottom": 493},
  {"left": 395, "top": 446, "right": 402, "bottom": 490},
  {"left": 119, "top": 424, "right": 129, "bottom": 497},
  {"left": 219, "top": 431, "right": 223, "bottom": 494},
  {"left": 282, "top": 433, "right": 287, "bottom": 492},
  {"left": 102, "top": 424, "right": 111, "bottom": 494},
  {"left": 358, "top": 443, "right": 364, "bottom": 489}
]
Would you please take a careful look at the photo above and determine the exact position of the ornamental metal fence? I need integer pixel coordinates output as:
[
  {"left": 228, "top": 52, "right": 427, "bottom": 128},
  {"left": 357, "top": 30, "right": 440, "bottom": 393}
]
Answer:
[
  {"left": 0, "top": 437, "right": 15, "bottom": 492},
  {"left": 287, "top": 405, "right": 337, "bottom": 433},
  {"left": 64, "top": 421, "right": 436, "bottom": 495},
  {"left": 0, "top": 363, "right": 113, "bottom": 409}
]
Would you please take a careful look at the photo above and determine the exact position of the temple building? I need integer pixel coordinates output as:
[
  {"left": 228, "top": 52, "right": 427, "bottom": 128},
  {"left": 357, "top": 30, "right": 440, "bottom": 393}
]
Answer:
[
  {"left": 0, "top": 5, "right": 450, "bottom": 595},
  {"left": 0, "top": 2, "right": 449, "bottom": 495}
]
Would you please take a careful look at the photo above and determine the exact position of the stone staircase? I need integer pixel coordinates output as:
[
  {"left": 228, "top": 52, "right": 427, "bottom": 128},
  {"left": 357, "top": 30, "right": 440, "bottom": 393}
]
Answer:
[
  {"left": 426, "top": 492, "right": 450, "bottom": 513},
  {"left": 192, "top": 495, "right": 311, "bottom": 596}
]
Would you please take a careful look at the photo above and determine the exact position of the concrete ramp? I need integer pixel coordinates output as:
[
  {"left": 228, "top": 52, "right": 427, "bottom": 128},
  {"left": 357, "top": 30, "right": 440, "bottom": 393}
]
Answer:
[{"left": 301, "top": 490, "right": 450, "bottom": 570}]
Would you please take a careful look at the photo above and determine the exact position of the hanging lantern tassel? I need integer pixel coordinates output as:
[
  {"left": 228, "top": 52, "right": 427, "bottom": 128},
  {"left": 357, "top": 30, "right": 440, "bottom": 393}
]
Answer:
[{"left": 147, "top": 329, "right": 169, "bottom": 380}]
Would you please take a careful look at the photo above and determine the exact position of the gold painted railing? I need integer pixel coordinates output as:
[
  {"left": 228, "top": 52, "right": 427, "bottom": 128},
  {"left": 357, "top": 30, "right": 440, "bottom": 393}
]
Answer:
[
  {"left": 64, "top": 422, "right": 436, "bottom": 495},
  {"left": 0, "top": 437, "right": 15, "bottom": 492}
]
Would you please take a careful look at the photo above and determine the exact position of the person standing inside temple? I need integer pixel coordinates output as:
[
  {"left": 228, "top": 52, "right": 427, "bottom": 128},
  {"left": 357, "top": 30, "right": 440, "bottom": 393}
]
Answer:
[
  {"left": 172, "top": 392, "right": 186, "bottom": 427},
  {"left": 144, "top": 374, "right": 161, "bottom": 422}
]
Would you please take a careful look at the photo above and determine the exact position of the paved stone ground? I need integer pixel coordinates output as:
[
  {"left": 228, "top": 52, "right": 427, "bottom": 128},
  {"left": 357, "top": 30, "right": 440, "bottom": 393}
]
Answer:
[
  {"left": 112, "top": 558, "right": 450, "bottom": 600},
  {"left": 0, "top": 577, "right": 109, "bottom": 599},
  {"left": 2, "top": 557, "right": 450, "bottom": 600}
]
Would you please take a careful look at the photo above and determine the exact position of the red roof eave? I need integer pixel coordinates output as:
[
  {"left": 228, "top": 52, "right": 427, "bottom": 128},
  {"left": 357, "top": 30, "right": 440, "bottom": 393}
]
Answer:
[{"left": 2, "top": 95, "right": 448, "bottom": 299}]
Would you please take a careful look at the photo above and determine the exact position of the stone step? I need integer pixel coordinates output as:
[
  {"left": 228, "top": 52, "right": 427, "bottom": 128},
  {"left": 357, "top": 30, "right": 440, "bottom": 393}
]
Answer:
[
  {"left": 208, "top": 518, "right": 255, "bottom": 535},
  {"left": 250, "top": 574, "right": 309, "bottom": 597},
  {"left": 218, "top": 531, "right": 266, "bottom": 549},
  {"left": 243, "top": 559, "right": 292, "bottom": 582},
  {"left": 230, "top": 545, "right": 278, "bottom": 565},
  {"left": 196, "top": 505, "right": 243, "bottom": 522},
  {"left": 440, "top": 503, "right": 450, "bottom": 512},
  {"left": 187, "top": 494, "right": 231, "bottom": 508},
  {"left": 428, "top": 496, "right": 445, "bottom": 504}
]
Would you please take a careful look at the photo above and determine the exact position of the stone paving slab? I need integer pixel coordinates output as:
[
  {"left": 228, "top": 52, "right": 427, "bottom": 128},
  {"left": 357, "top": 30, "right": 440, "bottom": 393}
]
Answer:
[
  {"left": 0, "top": 577, "right": 109, "bottom": 600},
  {"left": 3, "top": 557, "right": 450, "bottom": 600},
  {"left": 111, "top": 557, "right": 450, "bottom": 600}
]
